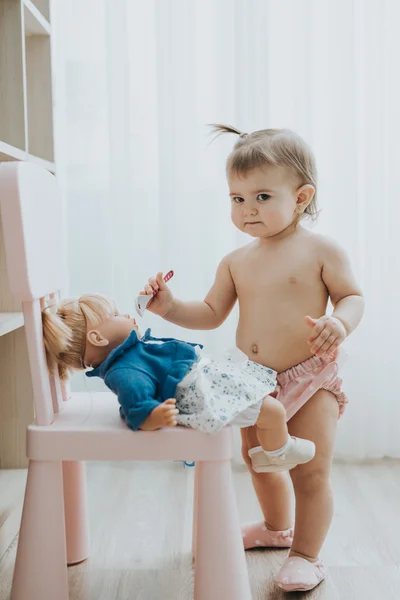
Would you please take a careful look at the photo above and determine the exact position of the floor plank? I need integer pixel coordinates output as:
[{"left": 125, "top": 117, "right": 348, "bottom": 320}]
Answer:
[{"left": 1, "top": 461, "right": 400, "bottom": 599}]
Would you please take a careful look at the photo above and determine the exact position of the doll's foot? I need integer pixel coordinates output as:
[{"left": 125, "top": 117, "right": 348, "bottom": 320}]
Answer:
[{"left": 140, "top": 399, "right": 179, "bottom": 430}]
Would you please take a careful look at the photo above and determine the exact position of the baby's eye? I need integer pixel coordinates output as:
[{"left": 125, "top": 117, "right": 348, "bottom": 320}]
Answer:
[
  {"left": 256, "top": 193, "right": 270, "bottom": 202},
  {"left": 232, "top": 196, "right": 244, "bottom": 204}
]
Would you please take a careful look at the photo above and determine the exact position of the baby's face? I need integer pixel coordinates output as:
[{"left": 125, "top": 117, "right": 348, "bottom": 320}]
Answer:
[{"left": 228, "top": 166, "right": 300, "bottom": 239}]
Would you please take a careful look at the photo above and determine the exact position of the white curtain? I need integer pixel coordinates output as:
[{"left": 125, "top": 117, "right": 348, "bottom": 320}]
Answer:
[{"left": 53, "top": 0, "right": 400, "bottom": 459}]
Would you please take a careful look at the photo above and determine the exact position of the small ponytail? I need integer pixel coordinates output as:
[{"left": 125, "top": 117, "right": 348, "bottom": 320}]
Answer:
[{"left": 208, "top": 123, "right": 248, "bottom": 144}]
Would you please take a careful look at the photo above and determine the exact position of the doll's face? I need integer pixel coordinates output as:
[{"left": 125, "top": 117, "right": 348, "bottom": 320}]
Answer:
[
  {"left": 96, "top": 312, "right": 140, "bottom": 342},
  {"left": 84, "top": 311, "right": 140, "bottom": 367}
]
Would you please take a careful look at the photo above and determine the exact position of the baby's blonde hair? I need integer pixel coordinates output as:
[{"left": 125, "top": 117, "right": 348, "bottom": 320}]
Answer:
[
  {"left": 42, "top": 294, "right": 116, "bottom": 379},
  {"left": 211, "top": 124, "right": 318, "bottom": 220}
]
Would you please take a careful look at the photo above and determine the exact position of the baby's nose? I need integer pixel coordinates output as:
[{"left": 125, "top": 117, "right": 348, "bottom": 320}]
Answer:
[{"left": 244, "top": 206, "right": 258, "bottom": 216}]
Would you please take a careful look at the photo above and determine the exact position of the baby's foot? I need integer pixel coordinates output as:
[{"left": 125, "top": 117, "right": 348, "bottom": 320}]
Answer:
[
  {"left": 140, "top": 399, "right": 179, "bottom": 430},
  {"left": 242, "top": 521, "right": 294, "bottom": 550},
  {"left": 275, "top": 556, "right": 326, "bottom": 592},
  {"left": 249, "top": 437, "right": 315, "bottom": 473}
]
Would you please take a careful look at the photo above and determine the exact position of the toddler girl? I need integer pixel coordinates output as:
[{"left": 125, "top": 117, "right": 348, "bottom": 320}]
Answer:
[{"left": 141, "top": 126, "right": 364, "bottom": 591}]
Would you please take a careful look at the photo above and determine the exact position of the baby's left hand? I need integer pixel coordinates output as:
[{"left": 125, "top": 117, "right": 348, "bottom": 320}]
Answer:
[{"left": 304, "top": 315, "right": 347, "bottom": 357}]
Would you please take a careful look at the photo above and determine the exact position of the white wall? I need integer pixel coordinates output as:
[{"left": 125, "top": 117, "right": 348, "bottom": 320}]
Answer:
[{"left": 54, "top": 0, "right": 400, "bottom": 459}]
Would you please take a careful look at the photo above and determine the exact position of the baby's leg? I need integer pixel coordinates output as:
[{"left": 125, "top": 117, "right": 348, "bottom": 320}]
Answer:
[
  {"left": 255, "top": 395, "right": 288, "bottom": 450},
  {"left": 251, "top": 396, "right": 315, "bottom": 472},
  {"left": 240, "top": 426, "right": 294, "bottom": 549},
  {"left": 287, "top": 389, "right": 338, "bottom": 561},
  {"left": 242, "top": 426, "right": 294, "bottom": 529}
]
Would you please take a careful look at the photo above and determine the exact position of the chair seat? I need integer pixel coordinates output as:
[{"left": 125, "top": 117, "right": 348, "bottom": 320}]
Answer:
[{"left": 27, "top": 392, "right": 233, "bottom": 462}]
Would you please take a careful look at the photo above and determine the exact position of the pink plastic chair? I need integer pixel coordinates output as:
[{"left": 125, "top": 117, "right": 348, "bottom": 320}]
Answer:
[{"left": 0, "top": 162, "right": 252, "bottom": 600}]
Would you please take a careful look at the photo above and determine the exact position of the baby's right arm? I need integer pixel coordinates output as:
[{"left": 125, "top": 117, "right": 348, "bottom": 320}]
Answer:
[{"left": 142, "top": 254, "right": 237, "bottom": 330}]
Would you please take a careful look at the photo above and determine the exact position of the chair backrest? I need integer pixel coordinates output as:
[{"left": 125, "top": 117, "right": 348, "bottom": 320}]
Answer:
[{"left": 0, "top": 162, "right": 68, "bottom": 425}]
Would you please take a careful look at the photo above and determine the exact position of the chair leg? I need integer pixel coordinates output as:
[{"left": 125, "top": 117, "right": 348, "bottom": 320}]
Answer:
[
  {"left": 192, "top": 463, "right": 199, "bottom": 562},
  {"left": 194, "top": 460, "right": 251, "bottom": 600},
  {"left": 11, "top": 460, "right": 68, "bottom": 600},
  {"left": 63, "top": 461, "right": 90, "bottom": 565}
]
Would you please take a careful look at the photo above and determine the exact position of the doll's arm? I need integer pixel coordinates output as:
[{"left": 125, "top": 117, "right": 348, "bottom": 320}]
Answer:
[{"left": 105, "top": 368, "right": 161, "bottom": 430}]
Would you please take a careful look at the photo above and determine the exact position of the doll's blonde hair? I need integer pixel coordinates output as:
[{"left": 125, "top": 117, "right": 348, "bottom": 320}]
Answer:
[
  {"left": 42, "top": 294, "right": 116, "bottom": 379},
  {"left": 211, "top": 124, "right": 318, "bottom": 220}
]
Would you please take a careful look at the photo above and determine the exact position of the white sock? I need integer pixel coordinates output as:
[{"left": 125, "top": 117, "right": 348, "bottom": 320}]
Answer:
[{"left": 264, "top": 436, "right": 294, "bottom": 456}]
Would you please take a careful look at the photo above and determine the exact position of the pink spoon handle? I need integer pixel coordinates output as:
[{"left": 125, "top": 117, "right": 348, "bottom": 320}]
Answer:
[{"left": 152, "top": 270, "right": 174, "bottom": 295}]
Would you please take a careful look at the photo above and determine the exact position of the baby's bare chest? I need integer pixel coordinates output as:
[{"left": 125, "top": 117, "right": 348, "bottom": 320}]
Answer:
[{"left": 232, "top": 249, "right": 323, "bottom": 299}]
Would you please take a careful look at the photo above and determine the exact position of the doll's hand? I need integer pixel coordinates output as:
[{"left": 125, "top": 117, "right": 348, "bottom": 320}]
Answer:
[
  {"left": 305, "top": 315, "right": 347, "bottom": 357},
  {"left": 139, "top": 272, "right": 175, "bottom": 317}
]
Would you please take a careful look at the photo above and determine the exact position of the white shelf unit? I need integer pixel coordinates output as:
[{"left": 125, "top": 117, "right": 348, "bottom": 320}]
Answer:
[
  {"left": 0, "top": 142, "right": 55, "bottom": 172},
  {"left": 0, "top": 0, "right": 55, "bottom": 468},
  {"left": 0, "top": 313, "right": 24, "bottom": 337},
  {"left": 0, "top": 141, "right": 26, "bottom": 162},
  {"left": 0, "top": 0, "right": 54, "bottom": 167},
  {"left": 24, "top": 0, "right": 50, "bottom": 36}
]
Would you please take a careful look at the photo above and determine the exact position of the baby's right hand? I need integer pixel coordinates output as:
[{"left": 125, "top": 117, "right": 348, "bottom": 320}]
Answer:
[{"left": 139, "top": 271, "right": 174, "bottom": 317}]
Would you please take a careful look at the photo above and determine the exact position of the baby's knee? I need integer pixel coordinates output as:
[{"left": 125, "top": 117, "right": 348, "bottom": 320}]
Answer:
[
  {"left": 290, "top": 461, "right": 331, "bottom": 492},
  {"left": 256, "top": 395, "right": 286, "bottom": 428}
]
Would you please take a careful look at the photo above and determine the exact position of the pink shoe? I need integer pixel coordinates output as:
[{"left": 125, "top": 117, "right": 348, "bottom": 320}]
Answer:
[
  {"left": 241, "top": 521, "right": 294, "bottom": 550},
  {"left": 275, "top": 556, "right": 326, "bottom": 592}
]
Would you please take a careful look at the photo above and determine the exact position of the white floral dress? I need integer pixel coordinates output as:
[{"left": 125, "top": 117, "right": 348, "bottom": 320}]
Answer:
[{"left": 175, "top": 347, "right": 277, "bottom": 434}]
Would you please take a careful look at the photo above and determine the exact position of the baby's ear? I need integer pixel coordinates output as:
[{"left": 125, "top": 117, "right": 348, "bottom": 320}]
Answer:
[
  {"left": 86, "top": 329, "right": 109, "bottom": 347},
  {"left": 296, "top": 184, "right": 315, "bottom": 210}
]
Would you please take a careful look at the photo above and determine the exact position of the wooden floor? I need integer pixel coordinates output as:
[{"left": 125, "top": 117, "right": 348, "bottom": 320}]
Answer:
[{"left": 1, "top": 460, "right": 400, "bottom": 599}]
